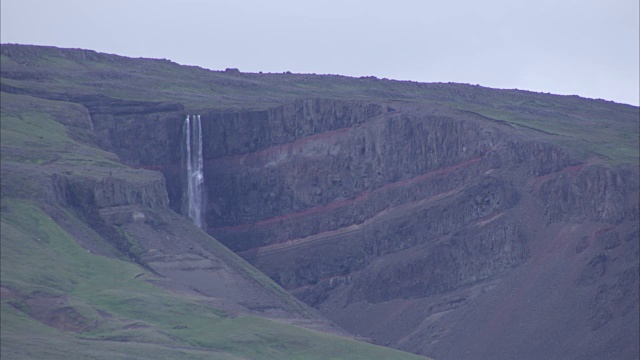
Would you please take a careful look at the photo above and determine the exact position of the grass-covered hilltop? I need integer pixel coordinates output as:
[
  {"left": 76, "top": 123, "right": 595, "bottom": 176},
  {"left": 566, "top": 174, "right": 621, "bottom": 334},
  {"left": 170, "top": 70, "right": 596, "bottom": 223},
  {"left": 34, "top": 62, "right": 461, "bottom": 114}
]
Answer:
[{"left": 1, "top": 44, "right": 638, "bottom": 360}]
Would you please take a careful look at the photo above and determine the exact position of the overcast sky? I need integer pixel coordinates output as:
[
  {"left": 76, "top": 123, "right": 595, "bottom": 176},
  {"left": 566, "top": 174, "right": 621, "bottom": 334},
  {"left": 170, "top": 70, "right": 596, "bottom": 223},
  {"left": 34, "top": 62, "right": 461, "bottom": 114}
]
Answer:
[{"left": 2, "top": 0, "right": 638, "bottom": 105}]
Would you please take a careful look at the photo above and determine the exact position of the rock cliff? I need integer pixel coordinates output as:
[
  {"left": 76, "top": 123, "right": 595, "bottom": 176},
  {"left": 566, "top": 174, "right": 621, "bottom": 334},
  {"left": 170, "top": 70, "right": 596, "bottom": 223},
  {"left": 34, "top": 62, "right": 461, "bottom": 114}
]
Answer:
[{"left": 83, "top": 95, "right": 638, "bottom": 360}]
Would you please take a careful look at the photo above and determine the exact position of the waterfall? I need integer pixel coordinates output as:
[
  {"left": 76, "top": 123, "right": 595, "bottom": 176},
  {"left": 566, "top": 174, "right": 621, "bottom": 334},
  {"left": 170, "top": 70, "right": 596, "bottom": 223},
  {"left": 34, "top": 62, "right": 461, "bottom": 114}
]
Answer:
[{"left": 183, "top": 115, "right": 205, "bottom": 229}]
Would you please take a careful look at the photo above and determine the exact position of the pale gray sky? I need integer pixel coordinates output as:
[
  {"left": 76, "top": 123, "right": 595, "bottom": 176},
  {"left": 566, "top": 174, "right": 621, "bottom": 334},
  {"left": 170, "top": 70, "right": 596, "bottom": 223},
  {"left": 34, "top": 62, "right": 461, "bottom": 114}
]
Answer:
[{"left": 2, "top": 0, "right": 638, "bottom": 105}]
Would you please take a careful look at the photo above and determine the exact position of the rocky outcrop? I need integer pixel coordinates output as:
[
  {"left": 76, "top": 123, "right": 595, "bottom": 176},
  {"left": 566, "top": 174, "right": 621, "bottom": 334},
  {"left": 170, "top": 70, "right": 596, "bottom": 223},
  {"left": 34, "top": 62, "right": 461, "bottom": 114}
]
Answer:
[
  {"left": 242, "top": 177, "right": 522, "bottom": 294},
  {"left": 539, "top": 164, "right": 639, "bottom": 223},
  {"left": 202, "top": 99, "right": 386, "bottom": 158},
  {"left": 82, "top": 110, "right": 185, "bottom": 167},
  {"left": 205, "top": 104, "right": 502, "bottom": 232},
  {"left": 352, "top": 219, "right": 527, "bottom": 303},
  {"left": 178, "top": 99, "right": 636, "bottom": 360},
  {"left": 57, "top": 95, "right": 637, "bottom": 360},
  {"left": 47, "top": 169, "right": 169, "bottom": 210}
]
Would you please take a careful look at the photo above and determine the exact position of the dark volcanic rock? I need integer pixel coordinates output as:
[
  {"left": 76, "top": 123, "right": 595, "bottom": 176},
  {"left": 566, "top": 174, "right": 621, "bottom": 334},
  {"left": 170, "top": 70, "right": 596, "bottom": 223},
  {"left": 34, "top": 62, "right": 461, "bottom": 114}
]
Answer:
[
  {"left": 80, "top": 96, "right": 638, "bottom": 360},
  {"left": 539, "top": 164, "right": 639, "bottom": 223},
  {"left": 202, "top": 99, "right": 386, "bottom": 159},
  {"left": 351, "top": 219, "right": 528, "bottom": 304},
  {"left": 48, "top": 170, "right": 169, "bottom": 210}
]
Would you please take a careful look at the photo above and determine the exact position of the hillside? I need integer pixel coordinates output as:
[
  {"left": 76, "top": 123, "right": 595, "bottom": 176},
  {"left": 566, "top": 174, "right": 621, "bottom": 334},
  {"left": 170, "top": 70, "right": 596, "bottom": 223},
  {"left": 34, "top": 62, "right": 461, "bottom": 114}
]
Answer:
[
  {"left": 1, "top": 44, "right": 639, "bottom": 360},
  {"left": 0, "top": 46, "right": 429, "bottom": 360}
]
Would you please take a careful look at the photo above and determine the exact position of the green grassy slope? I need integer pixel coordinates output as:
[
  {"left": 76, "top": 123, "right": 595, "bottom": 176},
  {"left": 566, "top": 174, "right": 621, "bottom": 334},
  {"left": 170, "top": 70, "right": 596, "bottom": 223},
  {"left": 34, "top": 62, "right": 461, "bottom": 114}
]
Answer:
[{"left": 0, "top": 198, "right": 428, "bottom": 360}]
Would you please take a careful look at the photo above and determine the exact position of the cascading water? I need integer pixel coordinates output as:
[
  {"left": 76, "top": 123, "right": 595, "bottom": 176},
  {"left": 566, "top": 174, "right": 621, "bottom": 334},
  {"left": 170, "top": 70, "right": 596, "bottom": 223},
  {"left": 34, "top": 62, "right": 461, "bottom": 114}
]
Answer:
[{"left": 182, "top": 115, "right": 205, "bottom": 229}]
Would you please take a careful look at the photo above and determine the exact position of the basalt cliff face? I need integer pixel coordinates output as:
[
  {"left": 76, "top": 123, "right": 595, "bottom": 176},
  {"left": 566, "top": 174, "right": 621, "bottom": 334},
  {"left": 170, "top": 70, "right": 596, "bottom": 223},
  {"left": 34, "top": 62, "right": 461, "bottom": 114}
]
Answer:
[
  {"left": 1, "top": 44, "right": 638, "bottom": 360},
  {"left": 89, "top": 97, "right": 639, "bottom": 360}
]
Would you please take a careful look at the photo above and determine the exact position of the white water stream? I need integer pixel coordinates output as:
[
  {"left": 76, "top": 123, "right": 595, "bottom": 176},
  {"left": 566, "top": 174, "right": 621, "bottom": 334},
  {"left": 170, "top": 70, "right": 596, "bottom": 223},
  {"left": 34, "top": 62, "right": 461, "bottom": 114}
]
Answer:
[{"left": 183, "top": 115, "right": 205, "bottom": 229}]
